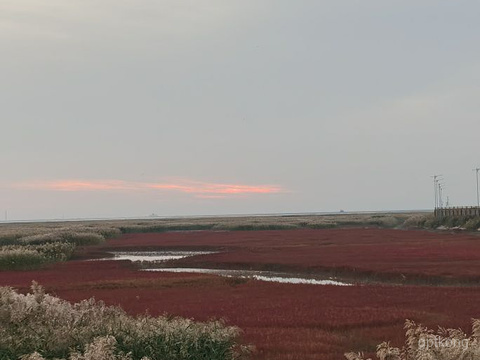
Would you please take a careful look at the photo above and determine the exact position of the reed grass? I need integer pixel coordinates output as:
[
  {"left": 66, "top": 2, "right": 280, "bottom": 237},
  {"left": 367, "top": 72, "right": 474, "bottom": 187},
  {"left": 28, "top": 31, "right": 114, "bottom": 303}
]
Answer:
[
  {"left": 0, "top": 213, "right": 419, "bottom": 270},
  {"left": 0, "top": 249, "right": 47, "bottom": 271},
  {"left": 345, "top": 319, "right": 480, "bottom": 360},
  {"left": 0, "top": 283, "right": 251, "bottom": 360},
  {"left": 0, "top": 243, "right": 75, "bottom": 270},
  {"left": 114, "top": 213, "right": 413, "bottom": 233},
  {"left": 403, "top": 213, "right": 480, "bottom": 231},
  {"left": 0, "top": 223, "right": 121, "bottom": 270},
  {"left": 20, "top": 232, "right": 105, "bottom": 246}
]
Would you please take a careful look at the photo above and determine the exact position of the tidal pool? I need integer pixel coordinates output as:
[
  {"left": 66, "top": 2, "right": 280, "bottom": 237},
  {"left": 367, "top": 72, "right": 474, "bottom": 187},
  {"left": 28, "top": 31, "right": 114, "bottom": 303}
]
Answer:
[
  {"left": 97, "top": 251, "right": 350, "bottom": 286},
  {"left": 143, "top": 267, "right": 350, "bottom": 286},
  {"left": 97, "top": 251, "right": 215, "bottom": 262}
]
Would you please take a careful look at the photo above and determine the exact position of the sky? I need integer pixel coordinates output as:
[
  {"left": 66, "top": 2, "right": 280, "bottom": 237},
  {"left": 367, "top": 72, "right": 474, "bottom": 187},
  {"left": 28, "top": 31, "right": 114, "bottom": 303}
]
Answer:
[{"left": 1, "top": 1, "right": 480, "bottom": 220}]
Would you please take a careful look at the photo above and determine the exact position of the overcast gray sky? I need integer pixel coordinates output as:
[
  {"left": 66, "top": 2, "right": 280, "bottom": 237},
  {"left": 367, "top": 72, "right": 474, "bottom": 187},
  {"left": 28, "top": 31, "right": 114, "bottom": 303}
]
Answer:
[{"left": 1, "top": 1, "right": 479, "bottom": 220}]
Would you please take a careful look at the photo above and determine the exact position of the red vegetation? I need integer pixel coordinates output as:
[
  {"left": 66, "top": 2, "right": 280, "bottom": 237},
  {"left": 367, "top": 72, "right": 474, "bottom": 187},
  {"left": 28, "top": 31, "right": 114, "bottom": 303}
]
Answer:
[
  {"left": 2, "top": 228, "right": 480, "bottom": 359},
  {"left": 94, "top": 228, "right": 480, "bottom": 282}
]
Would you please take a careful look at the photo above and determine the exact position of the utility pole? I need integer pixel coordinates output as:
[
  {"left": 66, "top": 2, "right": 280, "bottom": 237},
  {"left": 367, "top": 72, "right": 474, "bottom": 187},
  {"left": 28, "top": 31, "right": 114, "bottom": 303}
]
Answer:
[
  {"left": 439, "top": 182, "right": 447, "bottom": 208},
  {"left": 431, "top": 175, "right": 442, "bottom": 209},
  {"left": 438, "top": 183, "right": 444, "bottom": 208},
  {"left": 474, "top": 168, "right": 480, "bottom": 207}
]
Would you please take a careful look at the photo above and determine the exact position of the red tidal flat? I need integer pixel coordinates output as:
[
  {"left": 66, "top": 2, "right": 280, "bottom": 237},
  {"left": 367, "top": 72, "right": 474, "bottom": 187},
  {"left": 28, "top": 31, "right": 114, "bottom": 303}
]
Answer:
[
  {"left": 2, "top": 228, "right": 480, "bottom": 360},
  {"left": 92, "top": 228, "right": 480, "bottom": 282}
]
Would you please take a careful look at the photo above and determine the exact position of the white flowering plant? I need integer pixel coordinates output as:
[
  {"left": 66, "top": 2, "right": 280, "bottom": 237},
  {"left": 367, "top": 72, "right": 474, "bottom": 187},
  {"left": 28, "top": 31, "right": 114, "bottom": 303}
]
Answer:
[
  {"left": 345, "top": 319, "right": 480, "bottom": 360},
  {"left": 0, "top": 283, "right": 252, "bottom": 360}
]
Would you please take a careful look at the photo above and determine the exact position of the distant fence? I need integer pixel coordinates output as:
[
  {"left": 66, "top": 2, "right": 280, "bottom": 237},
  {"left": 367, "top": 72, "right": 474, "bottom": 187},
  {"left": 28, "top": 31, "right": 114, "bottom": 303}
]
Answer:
[{"left": 434, "top": 207, "right": 480, "bottom": 219}]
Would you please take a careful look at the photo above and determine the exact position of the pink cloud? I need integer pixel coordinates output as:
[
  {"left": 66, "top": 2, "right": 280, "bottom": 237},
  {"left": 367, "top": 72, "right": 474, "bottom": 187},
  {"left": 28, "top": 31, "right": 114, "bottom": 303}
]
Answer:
[
  {"left": 194, "top": 194, "right": 230, "bottom": 199},
  {"left": 13, "top": 179, "right": 284, "bottom": 197}
]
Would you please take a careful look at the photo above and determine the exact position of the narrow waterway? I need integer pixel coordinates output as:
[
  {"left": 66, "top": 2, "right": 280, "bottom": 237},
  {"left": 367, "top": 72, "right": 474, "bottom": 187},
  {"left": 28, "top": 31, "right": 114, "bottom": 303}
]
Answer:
[{"left": 96, "top": 251, "right": 350, "bottom": 286}]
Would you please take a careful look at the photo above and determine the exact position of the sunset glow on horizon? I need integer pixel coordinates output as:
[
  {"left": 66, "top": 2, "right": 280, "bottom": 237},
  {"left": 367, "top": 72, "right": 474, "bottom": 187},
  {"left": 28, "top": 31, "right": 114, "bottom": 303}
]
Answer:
[
  {"left": 2, "top": 1, "right": 479, "bottom": 220},
  {"left": 11, "top": 179, "right": 284, "bottom": 198}
]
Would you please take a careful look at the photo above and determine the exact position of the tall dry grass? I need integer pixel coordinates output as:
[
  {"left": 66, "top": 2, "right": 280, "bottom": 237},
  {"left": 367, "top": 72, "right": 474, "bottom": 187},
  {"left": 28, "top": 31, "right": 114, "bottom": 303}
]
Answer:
[
  {"left": 403, "top": 213, "right": 480, "bottom": 231},
  {"left": 0, "top": 283, "right": 252, "bottom": 360},
  {"left": 20, "top": 232, "right": 105, "bottom": 246},
  {"left": 345, "top": 319, "right": 480, "bottom": 360},
  {"left": 0, "top": 213, "right": 416, "bottom": 239},
  {"left": 0, "top": 213, "right": 418, "bottom": 270},
  {"left": 109, "top": 213, "right": 414, "bottom": 233},
  {"left": 0, "top": 223, "right": 123, "bottom": 270},
  {"left": 0, "top": 243, "right": 75, "bottom": 270}
]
